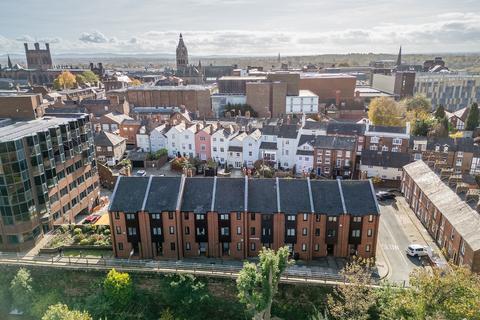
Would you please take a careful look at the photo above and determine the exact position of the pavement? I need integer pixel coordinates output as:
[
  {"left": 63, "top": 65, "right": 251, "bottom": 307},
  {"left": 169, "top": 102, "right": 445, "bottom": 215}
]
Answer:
[{"left": 377, "top": 195, "right": 445, "bottom": 286}]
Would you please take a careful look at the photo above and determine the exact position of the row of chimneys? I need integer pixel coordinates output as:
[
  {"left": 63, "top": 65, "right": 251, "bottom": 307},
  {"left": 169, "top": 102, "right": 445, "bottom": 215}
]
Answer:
[{"left": 24, "top": 43, "right": 50, "bottom": 51}]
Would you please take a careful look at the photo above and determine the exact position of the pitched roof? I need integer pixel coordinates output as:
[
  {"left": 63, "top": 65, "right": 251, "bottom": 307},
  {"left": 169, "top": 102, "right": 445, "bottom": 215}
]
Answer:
[
  {"left": 94, "top": 131, "right": 126, "bottom": 147},
  {"left": 248, "top": 179, "right": 278, "bottom": 213},
  {"left": 360, "top": 150, "right": 411, "bottom": 168},
  {"left": 403, "top": 161, "right": 480, "bottom": 251},
  {"left": 298, "top": 134, "right": 315, "bottom": 147},
  {"left": 327, "top": 122, "right": 366, "bottom": 135},
  {"left": 181, "top": 178, "right": 215, "bottom": 213},
  {"left": 340, "top": 180, "right": 379, "bottom": 215},
  {"left": 314, "top": 135, "right": 356, "bottom": 150},
  {"left": 279, "top": 179, "right": 311, "bottom": 214},
  {"left": 368, "top": 125, "right": 407, "bottom": 134},
  {"left": 109, "top": 176, "right": 150, "bottom": 212},
  {"left": 310, "top": 180, "right": 345, "bottom": 215},
  {"left": 303, "top": 120, "right": 328, "bottom": 131},
  {"left": 259, "top": 142, "right": 277, "bottom": 150},
  {"left": 214, "top": 178, "right": 245, "bottom": 213},
  {"left": 144, "top": 176, "right": 181, "bottom": 212}
]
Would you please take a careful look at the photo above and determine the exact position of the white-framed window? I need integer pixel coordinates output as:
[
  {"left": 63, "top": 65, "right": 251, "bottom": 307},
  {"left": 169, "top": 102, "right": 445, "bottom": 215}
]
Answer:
[
  {"left": 328, "top": 216, "right": 337, "bottom": 222},
  {"left": 370, "top": 136, "right": 379, "bottom": 143},
  {"left": 301, "top": 243, "right": 307, "bottom": 252},
  {"left": 186, "top": 242, "right": 191, "bottom": 250},
  {"left": 366, "top": 244, "right": 371, "bottom": 252},
  {"left": 152, "top": 227, "right": 162, "bottom": 235},
  {"left": 414, "top": 153, "right": 422, "bottom": 160},
  {"left": 237, "top": 226, "right": 241, "bottom": 235},
  {"left": 196, "top": 214, "right": 205, "bottom": 220},
  {"left": 302, "top": 228, "right": 307, "bottom": 236},
  {"left": 382, "top": 146, "right": 388, "bottom": 152},
  {"left": 287, "top": 228, "right": 295, "bottom": 236},
  {"left": 169, "top": 226, "right": 175, "bottom": 234},
  {"left": 221, "top": 227, "right": 229, "bottom": 236},
  {"left": 196, "top": 227, "right": 206, "bottom": 235},
  {"left": 337, "top": 150, "right": 343, "bottom": 157},
  {"left": 220, "top": 213, "right": 229, "bottom": 220},
  {"left": 367, "top": 229, "right": 373, "bottom": 237},
  {"left": 351, "top": 229, "right": 360, "bottom": 237},
  {"left": 393, "top": 138, "right": 402, "bottom": 145},
  {"left": 457, "top": 151, "right": 464, "bottom": 158},
  {"left": 127, "top": 227, "right": 137, "bottom": 236},
  {"left": 392, "top": 147, "right": 399, "bottom": 152},
  {"left": 287, "top": 215, "right": 296, "bottom": 221},
  {"left": 353, "top": 216, "right": 362, "bottom": 223},
  {"left": 370, "top": 145, "right": 378, "bottom": 151}
]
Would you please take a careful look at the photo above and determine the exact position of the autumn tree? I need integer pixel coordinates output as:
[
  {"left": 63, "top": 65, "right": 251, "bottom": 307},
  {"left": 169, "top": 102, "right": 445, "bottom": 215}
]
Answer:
[
  {"left": 377, "top": 264, "right": 480, "bottom": 320},
  {"left": 54, "top": 71, "right": 76, "bottom": 90},
  {"left": 237, "top": 246, "right": 292, "bottom": 320},
  {"left": 130, "top": 79, "right": 142, "bottom": 86},
  {"left": 10, "top": 268, "right": 33, "bottom": 312},
  {"left": 466, "top": 102, "right": 479, "bottom": 130},
  {"left": 434, "top": 105, "right": 446, "bottom": 119},
  {"left": 327, "top": 257, "right": 376, "bottom": 320},
  {"left": 41, "top": 303, "right": 92, "bottom": 320},
  {"left": 103, "top": 268, "right": 134, "bottom": 308},
  {"left": 368, "top": 97, "right": 405, "bottom": 126}
]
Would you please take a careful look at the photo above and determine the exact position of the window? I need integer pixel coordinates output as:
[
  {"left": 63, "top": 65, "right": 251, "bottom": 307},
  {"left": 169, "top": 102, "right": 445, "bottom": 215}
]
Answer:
[
  {"left": 367, "top": 229, "right": 373, "bottom": 237},
  {"left": 221, "top": 227, "right": 229, "bottom": 236},
  {"left": 250, "top": 213, "right": 256, "bottom": 220},
  {"left": 127, "top": 227, "right": 137, "bottom": 236},
  {"left": 237, "top": 226, "right": 241, "bottom": 235},
  {"left": 460, "top": 240, "right": 465, "bottom": 256},
  {"left": 303, "top": 213, "right": 308, "bottom": 221},
  {"left": 118, "top": 242, "right": 124, "bottom": 250},
  {"left": 287, "top": 215, "right": 296, "bottom": 221},
  {"left": 185, "top": 226, "right": 190, "bottom": 235},
  {"left": 186, "top": 242, "right": 191, "bottom": 250},
  {"left": 169, "top": 226, "right": 175, "bottom": 234},
  {"left": 196, "top": 227, "right": 206, "bottom": 235},
  {"left": 327, "top": 229, "right": 336, "bottom": 237},
  {"left": 370, "top": 136, "right": 379, "bottom": 143},
  {"left": 126, "top": 213, "right": 135, "bottom": 220},
  {"left": 152, "top": 213, "right": 161, "bottom": 220},
  {"left": 393, "top": 138, "right": 402, "bottom": 145},
  {"left": 315, "top": 228, "right": 320, "bottom": 236},
  {"left": 220, "top": 213, "right": 229, "bottom": 220},
  {"left": 196, "top": 214, "right": 205, "bottom": 220},
  {"left": 365, "top": 244, "right": 371, "bottom": 252},
  {"left": 168, "top": 212, "right": 174, "bottom": 219},
  {"left": 287, "top": 228, "right": 295, "bottom": 236},
  {"left": 251, "top": 242, "right": 256, "bottom": 251},
  {"left": 114, "top": 212, "right": 120, "bottom": 220},
  {"left": 392, "top": 147, "right": 399, "bottom": 152},
  {"left": 345, "top": 151, "right": 351, "bottom": 158},
  {"left": 236, "top": 212, "right": 241, "bottom": 220},
  {"left": 328, "top": 216, "right": 337, "bottom": 222},
  {"left": 351, "top": 230, "right": 360, "bottom": 237},
  {"left": 170, "top": 242, "right": 176, "bottom": 251},
  {"left": 370, "top": 145, "right": 378, "bottom": 151},
  {"left": 250, "top": 227, "right": 256, "bottom": 236},
  {"left": 302, "top": 228, "right": 307, "bottom": 236},
  {"left": 353, "top": 216, "right": 362, "bottom": 223},
  {"left": 382, "top": 145, "right": 388, "bottom": 152},
  {"left": 337, "top": 150, "right": 343, "bottom": 157},
  {"left": 237, "top": 242, "right": 242, "bottom": 251},
  {"left": 116, "top": 226, "right": 121, "bottom": 234},
  {"left": 152, "top": 227, "right": 162, "bottom": 235},
  {"left": 315, "top": 214, "right": 320, "bottom": 222},
  {"left": 457, "top": 151, "right": 464, "bottom": 158},
  {"left": 314, "top": 244, "right": 319, "bottom": 251},
  {"left": 301, "top": 243, "right": 307, "bottom": 252}
]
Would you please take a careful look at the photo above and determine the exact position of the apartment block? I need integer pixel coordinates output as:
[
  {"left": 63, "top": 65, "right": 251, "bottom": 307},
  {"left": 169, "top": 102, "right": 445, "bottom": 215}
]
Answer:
[
  {"left": 402, "top": 161, "right": 480, "bottom": 272},
  {"left": 0, "top": 114, "right": 100, "bottom": 251},
  {"left": 364, "top": 123, "right": 410, "bottom": 153},
  {"left": 108, "top": 176, "right": 380, "bottom": 260}
]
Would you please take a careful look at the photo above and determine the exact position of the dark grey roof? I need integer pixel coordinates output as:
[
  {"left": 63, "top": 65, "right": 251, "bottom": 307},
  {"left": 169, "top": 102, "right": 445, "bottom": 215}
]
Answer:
[
  {"left": 422, "top": 137, "right": 477, "bottom": 153},
  {"left": 248, "top": 179, "right": 278, "bottom": 213},
  {"left": 144, "top": 176, "right": 181, "bottom": 212},
  {"left": 314, "top": 136, "right": 356, "bottom": 150},
  {"left": 94, "top": 131, "right": 125, "bottom": 147},
  {"left": 327, "top": 122, "right": 365, "bottom": 135},
  {"left": 260, "top": 142, "right": 277, "bottom": 150},
  {"left": 296, "top": 150, "right": 314, "bottom": 155},
  {"left": 81, "top": 99, "right": 110, "bottom": 105},
  {"left": 360, "top": 150, "right": 411, "bottom": 168},
  {"left": 303, "top": 121, "right": 328, "bottom": 130},
  {"left": 279, "top": 179, "right": 310, "bottom": 214},
  {"left": 228, "top": 146, "right": 243, "bottom": 152},
  {"left": 181, "top": 178, "right": 215, "bottom": 213},
  {"left": 214, "top": 178, "right": 245, "bottom": 213},
  {"left": 261, "top": 124, "right": 298, "bottom": 139},
  {"left": 127, "top": 151, "right": 148, "bottom": 161},
  {"left": 310, "top": 180, "right": 344, "bottom": 215},
  {"left": 340, "top": 180, "right": 379, "bottom": 215},
  {"left": 298, "top": 134, "right": 315, "bottom": 147},
  {"left": 109, "top": 176, "right": 150, "bottom": 212},
  {"left": 368, "top": 125, "right": 406, "bottom": 134}
]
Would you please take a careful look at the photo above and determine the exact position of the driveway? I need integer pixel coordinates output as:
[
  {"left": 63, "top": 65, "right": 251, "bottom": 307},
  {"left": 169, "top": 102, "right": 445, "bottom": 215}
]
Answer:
[{"left": 377, "top": 195, "right": 440, "bottom": 285}]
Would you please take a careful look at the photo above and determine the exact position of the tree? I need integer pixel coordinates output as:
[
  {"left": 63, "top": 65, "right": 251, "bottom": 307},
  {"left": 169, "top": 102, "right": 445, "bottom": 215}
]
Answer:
[
  {"left": 81, "top": 70, "right": 99, "bottom": 85},
  {"left": 237, "top": 246, "right": 292, "bottom": 320},
  {"left": 428, "top": 116, "right": 449, "bottom": 138},
  {"left": 10, "top": 268, "right": 33, "bottom": 312},
  {"left": 130, "top": 79, "right": 142, "bottom": 87},
  {"left": 466, "top": 102, "right": 479, "bottom": 130},
  {"left": 367, "top": 97, "right": 405, "bottom": 126},
  {"left": 75, "top": 74, "right": 87, "bottom": 86},
  {"left": 159, "top": 308, "right": 175, "bottom": 320},
  {"left": 411, "top": 119, "right": 431, "bottom": 136},
  {"left": 103, "top": 268, "right": 134, "bottom": 308},
  {"left": 327, "top": 257, "right": 375, "bottom": 320},
  {"left": 54, "top": 71, "right": 76, "bottom": 90},
  {"left": 377, "top": 264, "right": 480, "bottom": 320},
  {"left": 42, "top": 303, "right": 92, "bottom": 320},
  {"left": 434, "top": 105, "right": 446, "bottom": 119},
  {"left": 402, "top": 95, "right": 431, "bottom": 113}
]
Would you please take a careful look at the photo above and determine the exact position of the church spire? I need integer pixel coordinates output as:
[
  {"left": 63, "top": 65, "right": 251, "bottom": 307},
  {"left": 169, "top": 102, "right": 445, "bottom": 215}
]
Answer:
[
  {"left": 396, "top": 46, "right": 402, "bottom": 66},
  {"left": 176, "top": 33, "right": 188, "bottom": 69},
  {"left": 7, "top": 55, "right": 12, "bottom": 69}
]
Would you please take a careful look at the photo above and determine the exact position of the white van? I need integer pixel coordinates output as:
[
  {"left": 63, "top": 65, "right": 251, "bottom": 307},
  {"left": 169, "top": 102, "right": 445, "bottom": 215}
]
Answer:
[{"left": 406, "top": 244, "right": 428, "bottom": 257}]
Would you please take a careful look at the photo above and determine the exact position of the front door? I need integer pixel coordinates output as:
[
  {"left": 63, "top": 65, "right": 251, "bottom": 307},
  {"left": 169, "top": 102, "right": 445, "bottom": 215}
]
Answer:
[{"left": 327, "top": 244, "right": 334, "bottom": 256}]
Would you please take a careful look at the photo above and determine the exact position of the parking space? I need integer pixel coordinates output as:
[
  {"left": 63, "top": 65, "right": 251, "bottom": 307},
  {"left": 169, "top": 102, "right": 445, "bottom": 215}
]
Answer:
[{"left": 377, "top": 195, "right": 442, "bottom": 285}]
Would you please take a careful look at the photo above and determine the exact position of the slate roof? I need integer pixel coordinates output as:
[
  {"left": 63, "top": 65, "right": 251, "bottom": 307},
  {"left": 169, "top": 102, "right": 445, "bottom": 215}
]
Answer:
[
  {"left": 303, "top": 121, "right": 328, "bottom": 130},
  {"left": 279, "top": 179, "right": 311, "bottom": 214},
  {"left": 94, "top": 131, "right": 126, "bottom": 147},
  {"left": 314, "top": 136, "right": 356, "bottom": 150},
  {"left": 214, "top": 178, "right": 245, "bottom": 213},
  {"left": 109, "top": 176, "right": 150, "bottom": 212},
  {"left": 327, "top": 122, "right": 365, "bottom": 135},
  {"left": 310, "top": 180, "right": 345, "bottom": 215},
  {"left": 360, "top": 150, "right": 411, "bottom": 168},
  {"left": 260, "top": 142, "right": 277, "bottom": 150},
  {"left": 296, "top": 150, "right": 314, "bottom": 155},
  {"left": 248, "top": 179, "right": 278, "bottom": 213},
  {"left": 298, "top": 134, "right": 315, "bottom": 147},
  {"left": 108, "top": 176, "right": 379, "bottom": 217},
  {"left": 144, "top": 176, "right": 181, "bottom": 212},
  {"left": 181, "top": 178, "right": 215, "bottom": 213},
  {"left": 261, "top": 124, "right": 298, "bottom": 139},
  {"left": 368, "top": 125, "right": 406, "bottom": 134},
  {"left": 228, "top": 146, "right": 243, "bottom": 152},
  {"left": 340, "top": 180, "right": 379, "bottom": 215},
  {"left": 404, "top": 161, "right": 480, "bottom": 251}
]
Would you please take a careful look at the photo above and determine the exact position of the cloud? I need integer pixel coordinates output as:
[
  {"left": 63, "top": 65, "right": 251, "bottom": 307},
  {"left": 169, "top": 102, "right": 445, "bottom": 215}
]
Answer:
[{"left": 79, "top": 31, "right": 109, "bottom": 43}]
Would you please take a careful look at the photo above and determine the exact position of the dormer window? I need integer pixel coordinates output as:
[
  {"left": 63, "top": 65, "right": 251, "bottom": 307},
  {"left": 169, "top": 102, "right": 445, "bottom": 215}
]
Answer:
[{"left": 443, "top": 146, "right": 449, "bottom": 152}]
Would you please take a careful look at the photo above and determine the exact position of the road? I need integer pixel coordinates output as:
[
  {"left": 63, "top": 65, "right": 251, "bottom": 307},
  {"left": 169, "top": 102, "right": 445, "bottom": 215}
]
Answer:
[{"left": 378, "top": 197, "right": 427, "bottom": 285}]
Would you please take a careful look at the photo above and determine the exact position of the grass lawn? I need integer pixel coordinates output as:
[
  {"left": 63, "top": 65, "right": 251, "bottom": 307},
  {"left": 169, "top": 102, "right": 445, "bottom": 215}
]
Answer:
[{"left": 63, "top": 248, "right": 113, "bottom": 258}]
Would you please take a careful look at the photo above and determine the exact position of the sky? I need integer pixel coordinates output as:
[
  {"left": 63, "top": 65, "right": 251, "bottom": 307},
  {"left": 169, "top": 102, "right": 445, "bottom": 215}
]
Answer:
[{"left": 1, "top": 0, "right": 480, "bottom": 56}]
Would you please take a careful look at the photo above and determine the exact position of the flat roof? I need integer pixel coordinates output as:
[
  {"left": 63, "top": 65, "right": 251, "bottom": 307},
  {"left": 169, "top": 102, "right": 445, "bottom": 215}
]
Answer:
[
  {"left": 298, "top": 90, "right": 318, "bottom": 97},
  {"left": 0, "top": 115, "right": 85, "bottom": 142},
  {"left": 219, "top": 76, "right": 267, "bottom": 81},
  {"left": 300, "top": 73, "right": 356, "bottom": 79},
  {"left": 130, "top": 85, "right": 213, "bottom": 91}
]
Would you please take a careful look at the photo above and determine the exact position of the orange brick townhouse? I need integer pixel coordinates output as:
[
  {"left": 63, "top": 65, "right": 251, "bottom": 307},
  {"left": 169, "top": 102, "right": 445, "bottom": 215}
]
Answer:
[{"left": 108, "top": 176, "right": 380, "bottom": 261}]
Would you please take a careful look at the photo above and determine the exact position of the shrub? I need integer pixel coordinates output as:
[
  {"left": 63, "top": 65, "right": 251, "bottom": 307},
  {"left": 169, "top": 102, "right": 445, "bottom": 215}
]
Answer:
[
  {"left": 79, "top": 239, "right": 90, "bottom": 246},
  {"left": 73, "top": 228, "right": 83, "bottom": 235},
  {"left": 73, "top": 234, "right": 85, "bottom": 244},
  {"left": 103, "top": 228, "right": 111, "bottom": 236}
]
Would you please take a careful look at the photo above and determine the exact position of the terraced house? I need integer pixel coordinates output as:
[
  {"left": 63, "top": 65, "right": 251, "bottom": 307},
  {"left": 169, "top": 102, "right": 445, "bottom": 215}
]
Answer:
[
  {"left": 108, "top": 176, "right": 380, "bottom": 261},
  {"left": 402, "top": 160, "right": 480, "bottom": 272},
  {"left": 0, "top": 114, "right": 100, "bottom": 251}
]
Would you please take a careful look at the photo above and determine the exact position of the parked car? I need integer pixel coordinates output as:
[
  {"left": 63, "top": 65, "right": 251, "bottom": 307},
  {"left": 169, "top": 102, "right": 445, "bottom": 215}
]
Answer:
[
  {"left": 376, "top": 191, "right": 396, "bottom": 201},
  {"left": 136, "top": 170, "right": 146, "bottom": 177},
  {"left": 84, "top": 214, "right": 101, "bottom": 224},
  {"left": 406, "top": 244, "right": 429, "bottom": 257}
]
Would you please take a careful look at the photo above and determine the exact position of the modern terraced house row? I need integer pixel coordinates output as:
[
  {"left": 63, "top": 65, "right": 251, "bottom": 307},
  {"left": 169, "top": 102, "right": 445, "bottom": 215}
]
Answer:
[{"left": 108, "top": 176, "right": 380, "bottom": 261}]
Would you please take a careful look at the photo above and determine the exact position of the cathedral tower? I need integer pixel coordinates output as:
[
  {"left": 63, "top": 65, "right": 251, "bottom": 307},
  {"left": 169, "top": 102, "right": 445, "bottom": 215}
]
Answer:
[{"left": 176, "top": 33, "right": 188, "bottom": 69}]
